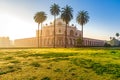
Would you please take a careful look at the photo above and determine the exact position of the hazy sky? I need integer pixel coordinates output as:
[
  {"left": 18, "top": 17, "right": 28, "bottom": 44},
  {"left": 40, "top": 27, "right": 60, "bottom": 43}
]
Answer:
[{"left": 0, "top": 0, "right": 120, "bottom": 40}]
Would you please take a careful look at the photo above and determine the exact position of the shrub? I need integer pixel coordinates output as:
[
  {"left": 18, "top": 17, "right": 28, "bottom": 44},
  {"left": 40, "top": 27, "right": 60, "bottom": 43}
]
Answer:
[
  {"left": 54, "top": 68, "right": 62, "bottom": 72},
  {"left": 104, "top": 43, "right": 111, "bottom": 47},
  {"left": 41, "top": 77, "right": 50, "bottom": 80},
  {"left": 110, "top": 51, "right": 117, "bottom": 54},
  {"left": 0, "top": 69, "right": 15, "bottom": 75},
  {"left": 10, "top": 60, "right": 20, "bottom": 64},
  {"left": 4, "top": 56, "right": 13, "bottom": 60},
  {"left": 30, "top": 62, "right": 41, "bottom": 67},
  {"left": 28, "top": 76, "right": 37, "bottom": 80},
  {"left": 68, "top": 68, "right": 76, "bottom": 72}
]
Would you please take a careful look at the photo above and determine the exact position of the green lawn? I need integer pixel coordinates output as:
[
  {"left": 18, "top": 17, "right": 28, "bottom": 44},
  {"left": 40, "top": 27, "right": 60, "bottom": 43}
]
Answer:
[{"left": 0, "top": 48, "right": 120, "bottom": 80}]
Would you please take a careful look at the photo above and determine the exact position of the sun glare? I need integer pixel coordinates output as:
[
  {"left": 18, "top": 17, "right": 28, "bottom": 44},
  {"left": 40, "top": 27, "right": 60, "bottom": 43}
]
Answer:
[{"left": 0, "top": 13, "right": 34, "bottom": 40}]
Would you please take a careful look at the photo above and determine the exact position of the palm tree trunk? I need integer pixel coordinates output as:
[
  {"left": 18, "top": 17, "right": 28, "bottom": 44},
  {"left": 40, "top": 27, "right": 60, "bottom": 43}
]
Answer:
[
  {"left": 41, "top": 23, "right": 42, "bottom": 48},
  {"left": 65, "top": 23, "right": 67, "bottom": 48},
  {"left": 81, "top": 25, "right": 84, "bottom": 46},
  {"left": 38, "top": 23, "right": 40, "bottom": 48},
  {"left": 53, "top": 16, "right": 56, "bottom": 48}
]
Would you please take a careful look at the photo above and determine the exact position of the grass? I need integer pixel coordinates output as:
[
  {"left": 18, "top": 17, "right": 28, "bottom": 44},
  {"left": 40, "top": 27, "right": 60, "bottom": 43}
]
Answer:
[
  {"left": 30, "top": 62, "right": 41, "bottom": 67},
  {"left": 41, "top": 77, "right": 51, "bottom": 80},
  {"left": 71, "top": 58, "right": 120, "bottom": 78},
  {"left": 0, "top": 48, "right": 120, "bottom": 80}
]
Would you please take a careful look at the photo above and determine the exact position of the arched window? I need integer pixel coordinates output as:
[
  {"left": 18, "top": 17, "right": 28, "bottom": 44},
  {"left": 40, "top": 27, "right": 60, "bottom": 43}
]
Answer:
[
  {"left": 57, "top": 21, "right": 62, "bottom": 26},
  {"left": 88, "top": 40, "right": 90, "bottom": 46},
  {"left": 70, "top": 30, "right": 74, "bottom": 36},
  {"left": 47, "top": 38, "right": 49, "bottom": 45},
  {"left": 46, "top": 30, "right": 50, "bottom": 35},
  {"left": 51, "top": 38, "right": 53, "bottom": 45},
  {"left": 44, "top": 39, "right": 46, "bottom": 45},
  {"left": 70, "top": 38, "right": 72, "bottom": 45},
  {"left": 57, "top": 37, "right": 63, "bottom": 46},
  {"left": 59, "top": 29, "right": 61, "bottom": 33},
  {"left": 75, "top": 33, "right": 77, "bottom": 36}
]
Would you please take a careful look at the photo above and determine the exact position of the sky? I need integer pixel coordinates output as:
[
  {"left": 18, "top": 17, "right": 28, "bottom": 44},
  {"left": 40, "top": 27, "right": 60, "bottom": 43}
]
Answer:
[{"left": 0, "top": 0, "right": 120, "bottom": 40}]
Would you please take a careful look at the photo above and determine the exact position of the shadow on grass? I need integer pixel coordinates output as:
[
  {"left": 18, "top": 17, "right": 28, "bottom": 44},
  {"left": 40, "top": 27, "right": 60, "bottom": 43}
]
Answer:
[
  {"left": 71, "top": 58, "right": 120, "bottom": 78},
  {"left": 18, "top": 52, "right": 78, "bottom": 58},
  {"left": 0, "top": 65, "right": 21, "bottom": 75}
]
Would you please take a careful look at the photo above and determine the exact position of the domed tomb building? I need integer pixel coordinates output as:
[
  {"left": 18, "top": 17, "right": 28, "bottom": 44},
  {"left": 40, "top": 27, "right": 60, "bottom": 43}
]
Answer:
[
  {"left": 36, "top": 18, "right": 105, "bottom": 47},
  {"left": 14, "top": 18, "right": 105, "bottom": 47},
  {"left": 36, "top": 18, "right": 81, "bottom": 47}
]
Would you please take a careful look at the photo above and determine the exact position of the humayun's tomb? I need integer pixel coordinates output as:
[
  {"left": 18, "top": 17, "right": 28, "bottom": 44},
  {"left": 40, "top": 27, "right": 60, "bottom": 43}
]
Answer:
[{"left": 13, "top": 18, "right": 105, "bottom": 47}]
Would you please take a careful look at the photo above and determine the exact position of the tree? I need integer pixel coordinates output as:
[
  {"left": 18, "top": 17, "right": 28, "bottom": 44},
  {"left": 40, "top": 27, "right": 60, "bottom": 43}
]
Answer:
[
  {"left": 34, "top": 11, "right": 47, "bottom": 48},
  {"left": 116, "top": 33, "right": 119, "bottom": 39},
  {"left": 50, "top": 3, "right": 60, "bottom": 48},
  {"left": 76, "top": 10, "right": 89, "bottom": 46},
  {"left": 61, "top": 5, "right": 73, "bottom": 48},
  {"left": 110, "top": 37, "right": 113, "bottom": 40},
  {"left": 104, "top": 42, "right": 111, "bottom": 47},
  {"left": 76, "top": 37, "right": 82, "bottom": 47}
]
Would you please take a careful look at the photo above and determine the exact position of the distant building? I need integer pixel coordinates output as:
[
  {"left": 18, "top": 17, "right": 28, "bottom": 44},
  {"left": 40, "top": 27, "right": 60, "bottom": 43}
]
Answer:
[
  {"left": 0, "top": 37, "right": 12, "bottom": 47},
  {"left": 108, "top": 38, "right": 120, "bottom": 46},
  {"left": 14, "top": 37, "right": 37, "bottom": 47},
  {"left": 14, "top": 18, "right": 105, "bottom": 47},
  {"left": 83, "top": 38, "right": 105, "bottom": 47}
]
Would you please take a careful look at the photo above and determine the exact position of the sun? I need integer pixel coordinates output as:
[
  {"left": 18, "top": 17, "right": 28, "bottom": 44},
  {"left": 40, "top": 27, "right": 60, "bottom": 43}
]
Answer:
[
  {"left": 0, "top": 13, "right": 35, "bottom": 40},
  {"left": 0, "top": 13, "right": 21, "bottom": 39}
]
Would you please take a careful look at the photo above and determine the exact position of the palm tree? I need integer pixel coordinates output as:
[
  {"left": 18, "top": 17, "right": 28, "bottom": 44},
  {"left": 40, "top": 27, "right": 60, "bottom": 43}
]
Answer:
[
  {"left": 116, "top": 33, "right": 119, "bottom": 39},
  {"left": 34, "top": 11, "right": 47, "bottom": 48},
  {"left": 110, "top": 37, "right": 113, "bottom": 40},
  {"left": 76, "top": 10, "right": 89, "bottom": 46},
  {"left": 50, "top": 3, "right": 60, "bottom": 48},
  {"left": 61, "top": 5, "right": 73, "bottom": 48}
]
